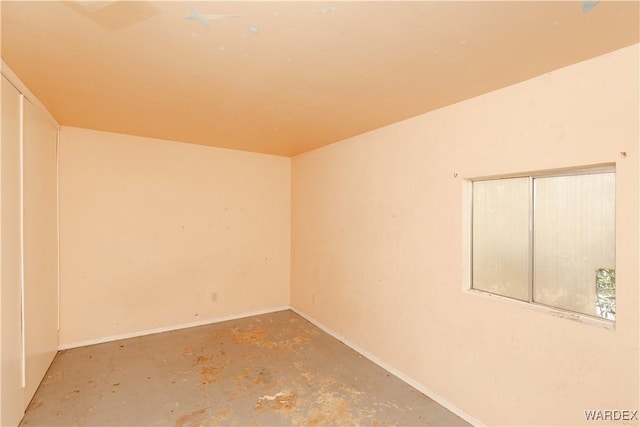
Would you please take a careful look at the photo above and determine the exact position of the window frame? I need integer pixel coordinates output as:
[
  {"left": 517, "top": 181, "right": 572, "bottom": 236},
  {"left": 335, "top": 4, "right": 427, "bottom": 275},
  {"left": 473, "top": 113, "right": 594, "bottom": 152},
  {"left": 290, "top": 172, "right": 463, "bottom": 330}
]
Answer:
[{"left": 466, "top": 163, "right": 616, "bottom": 328}]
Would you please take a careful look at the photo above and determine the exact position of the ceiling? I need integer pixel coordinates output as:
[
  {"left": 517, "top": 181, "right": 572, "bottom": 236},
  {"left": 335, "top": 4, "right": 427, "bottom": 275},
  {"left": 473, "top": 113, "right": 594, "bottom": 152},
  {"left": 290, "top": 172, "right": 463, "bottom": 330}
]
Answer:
[{"left": 2, "top": 1, "right": 638, "bottom": 157}]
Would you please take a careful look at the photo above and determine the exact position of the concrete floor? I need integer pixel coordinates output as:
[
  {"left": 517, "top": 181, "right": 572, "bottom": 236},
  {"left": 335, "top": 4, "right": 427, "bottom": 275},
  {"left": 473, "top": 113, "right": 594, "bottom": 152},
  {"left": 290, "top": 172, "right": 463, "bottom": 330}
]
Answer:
[{"left": 21, "top": 310, "right": 469, "bottom": 426}]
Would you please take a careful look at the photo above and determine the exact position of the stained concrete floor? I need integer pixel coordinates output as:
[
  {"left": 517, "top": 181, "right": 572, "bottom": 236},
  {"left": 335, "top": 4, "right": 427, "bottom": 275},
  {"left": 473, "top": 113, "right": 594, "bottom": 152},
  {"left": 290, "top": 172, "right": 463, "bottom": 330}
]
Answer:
[{"left": 21, "top": 310, "right": 469, "bottom": 426}]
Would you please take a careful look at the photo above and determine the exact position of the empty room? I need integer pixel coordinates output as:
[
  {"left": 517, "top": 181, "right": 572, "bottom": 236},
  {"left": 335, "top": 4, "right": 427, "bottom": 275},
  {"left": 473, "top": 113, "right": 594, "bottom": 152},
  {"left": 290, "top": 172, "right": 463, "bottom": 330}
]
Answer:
[{"left": 1, "top": 1, "right": 639, "bottom": 426}]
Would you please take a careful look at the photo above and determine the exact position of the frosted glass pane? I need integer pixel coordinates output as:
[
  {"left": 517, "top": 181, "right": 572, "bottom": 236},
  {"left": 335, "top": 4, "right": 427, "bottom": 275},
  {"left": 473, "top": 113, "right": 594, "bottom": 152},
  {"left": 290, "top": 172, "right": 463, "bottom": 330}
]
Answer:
[
  {"left": 533, "top": 173, "right": 615, "bottom": 318},
  {"left": 472, "top": 178, "right": 530, "bottom": 300}
]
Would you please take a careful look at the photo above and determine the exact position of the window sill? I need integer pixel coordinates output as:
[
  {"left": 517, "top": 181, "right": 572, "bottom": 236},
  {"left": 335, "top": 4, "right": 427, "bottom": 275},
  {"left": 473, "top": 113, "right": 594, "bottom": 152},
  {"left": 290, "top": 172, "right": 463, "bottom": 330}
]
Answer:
[{"left": 465, "top": 288, "right": 615, "bottom": 330}]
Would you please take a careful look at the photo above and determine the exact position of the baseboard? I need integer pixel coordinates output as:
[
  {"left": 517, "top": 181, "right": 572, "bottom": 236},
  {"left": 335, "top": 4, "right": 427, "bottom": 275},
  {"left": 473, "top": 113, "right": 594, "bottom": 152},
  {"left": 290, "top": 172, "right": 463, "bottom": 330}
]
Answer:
[
  {"left": 290, "top": 306, "right": 485, "bottom": 427},
  {"left": 58, "top": 306, "right": 291, "bottom": 350}
]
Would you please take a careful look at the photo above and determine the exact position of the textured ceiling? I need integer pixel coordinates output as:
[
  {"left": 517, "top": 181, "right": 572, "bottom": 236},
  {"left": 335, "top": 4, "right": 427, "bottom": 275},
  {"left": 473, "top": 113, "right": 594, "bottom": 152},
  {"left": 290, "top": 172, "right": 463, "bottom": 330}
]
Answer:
[{"left": 2, "top": 1, "right": 638, "bottom": 157}]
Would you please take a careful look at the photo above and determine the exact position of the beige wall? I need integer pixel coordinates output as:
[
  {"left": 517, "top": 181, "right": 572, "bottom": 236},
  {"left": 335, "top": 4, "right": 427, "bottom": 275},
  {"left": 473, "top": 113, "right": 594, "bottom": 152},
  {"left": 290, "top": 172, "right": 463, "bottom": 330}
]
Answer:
[
  {"left": 2, "top": 69, "right": 60, "bottom": 426},
  {"left": 59, "top": 128, "right": 290, "bottom": 346},
  {"left": 291, "top": 44, "right": 639, "bottom": 426},
  {"left": 22, "top": 98, "right": 59, "bottom": 406},
  {"left": 1, "top": 74, "right": 25, "bottom": 427}
]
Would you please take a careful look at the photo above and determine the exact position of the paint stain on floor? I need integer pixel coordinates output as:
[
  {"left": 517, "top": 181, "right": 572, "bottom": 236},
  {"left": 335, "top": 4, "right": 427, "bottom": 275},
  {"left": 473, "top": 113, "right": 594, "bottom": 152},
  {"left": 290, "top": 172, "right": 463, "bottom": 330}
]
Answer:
[
  {"left": 174, "top": 408, "right": 206, "bottom": 427},
  {"left": 19, "top": 310, "right": 469, "bottom": 427},
  {"left": 199, "top": 365, "right": 220, "bottom": 386},
  {"left": 255, "top": 391, "right": 296, "bottom": 411}
]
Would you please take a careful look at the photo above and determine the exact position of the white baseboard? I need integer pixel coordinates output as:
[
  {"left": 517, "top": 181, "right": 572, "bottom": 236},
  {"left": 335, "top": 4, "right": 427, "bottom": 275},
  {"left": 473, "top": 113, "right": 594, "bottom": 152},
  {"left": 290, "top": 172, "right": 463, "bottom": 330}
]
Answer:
[
  {"left": 58, "top": 306, "right": 290, "bottom": 350},
  {"left": 289, "top": 306, "right": 485, "bottom": 427}
]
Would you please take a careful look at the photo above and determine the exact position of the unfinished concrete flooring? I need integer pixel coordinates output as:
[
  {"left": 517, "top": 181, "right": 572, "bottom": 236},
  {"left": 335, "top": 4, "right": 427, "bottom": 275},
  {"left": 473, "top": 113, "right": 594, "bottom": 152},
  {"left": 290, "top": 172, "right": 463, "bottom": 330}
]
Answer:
[{"left": 21, "top": 310, "right": 468, "bottom": 426}]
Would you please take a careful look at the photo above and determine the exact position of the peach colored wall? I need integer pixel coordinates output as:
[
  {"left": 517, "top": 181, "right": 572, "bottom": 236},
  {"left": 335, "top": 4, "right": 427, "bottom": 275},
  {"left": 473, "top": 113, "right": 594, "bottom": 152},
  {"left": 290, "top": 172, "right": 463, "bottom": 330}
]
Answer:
[
  {"left": 22, "top": 98, "right": 59, "bottom": 406},
  {"left": 2, "top": 67, "right": 60, "bottom": 426},
  {"left": 59, "top": 127, "right": 290, "bottom": 346},
  {"left": 1, "top": 74, "right": 25, "bottom": 427},
  {"left": 291, "top": 44, "right": 639, "bottom": 426}
]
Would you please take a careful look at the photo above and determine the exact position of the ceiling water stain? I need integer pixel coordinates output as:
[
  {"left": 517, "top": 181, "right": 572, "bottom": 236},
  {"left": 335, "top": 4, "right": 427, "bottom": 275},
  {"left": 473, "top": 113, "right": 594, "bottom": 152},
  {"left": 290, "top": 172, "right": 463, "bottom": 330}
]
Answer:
[
  {"left": 582, "top": 1, "right": 601, "bottom": 13},
  {"left": 184, "top": 6, "right": 242, "bottom": 30}
]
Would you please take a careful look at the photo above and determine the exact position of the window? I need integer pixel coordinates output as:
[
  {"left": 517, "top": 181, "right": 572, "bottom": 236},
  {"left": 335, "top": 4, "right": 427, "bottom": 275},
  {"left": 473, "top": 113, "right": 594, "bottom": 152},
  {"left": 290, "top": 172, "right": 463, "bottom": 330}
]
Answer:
[{"left": 471, "top": 167, "right": 616, "bottom": 321}]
